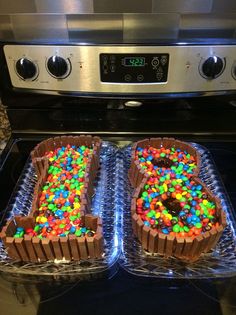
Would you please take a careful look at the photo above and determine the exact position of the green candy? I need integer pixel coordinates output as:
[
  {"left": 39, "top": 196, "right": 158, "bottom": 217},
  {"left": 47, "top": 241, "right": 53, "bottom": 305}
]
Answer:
[
  {"left": 195, "top": 210, "right": 200, "bottom": 216},
  {"left": 195, "top": 223, "right": 202, "bottom": 229},
  {"left": 160, "top": 152, "right": 166, "bottom": 157},
  {"left": 69, "top": 215, "right": 77, "bottom": 221},
  {"left": 184, "top": 226, "right": 189, "bottom": 232},
  {"left": 173, "top": 224, "right": 180, "bottom": 233},
  {"left": 75, "top": 229, "right": 82, "bottom": 237}
]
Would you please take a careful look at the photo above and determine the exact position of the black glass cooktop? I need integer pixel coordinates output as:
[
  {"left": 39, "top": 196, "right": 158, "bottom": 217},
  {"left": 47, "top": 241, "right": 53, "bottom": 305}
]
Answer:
[{"left": 0, "top": 136, "right": 236, "bottom": 315}]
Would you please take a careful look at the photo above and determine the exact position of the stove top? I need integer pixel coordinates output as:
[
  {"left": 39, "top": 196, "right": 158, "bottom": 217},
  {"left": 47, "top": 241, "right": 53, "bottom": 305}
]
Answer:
[{"left": 0, "top": 136, "right": 236, "bottom": 315}]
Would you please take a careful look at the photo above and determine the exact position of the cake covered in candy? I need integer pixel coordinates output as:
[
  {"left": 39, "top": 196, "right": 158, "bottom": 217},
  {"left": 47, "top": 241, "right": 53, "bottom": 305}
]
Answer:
[
  {"left": 130, "top": 138, "right": 227, "bottom": 262},
  {"left": 129, "top": 137, "right": 201, "bottom": 188},
  {"left": 0, "top": 136, "right": 103, "bottom": 262}
]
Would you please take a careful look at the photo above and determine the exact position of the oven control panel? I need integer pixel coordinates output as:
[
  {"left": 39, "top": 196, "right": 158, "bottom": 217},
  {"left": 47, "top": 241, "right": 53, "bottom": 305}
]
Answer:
[
  {"left": 100, "top": 54, "right": 169, "bottom": 83},
  {"left": 3, "top": 45, "right": 236, "bottom": 95}
]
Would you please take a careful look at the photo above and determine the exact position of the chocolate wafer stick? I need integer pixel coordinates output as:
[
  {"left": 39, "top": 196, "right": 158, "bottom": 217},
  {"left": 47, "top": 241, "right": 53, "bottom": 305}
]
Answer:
[{"left": 42, "top": 238, "right": 55, "bottom": 261}]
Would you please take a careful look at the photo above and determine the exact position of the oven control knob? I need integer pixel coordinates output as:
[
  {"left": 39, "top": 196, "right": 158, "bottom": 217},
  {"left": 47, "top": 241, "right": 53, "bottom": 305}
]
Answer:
[
  {"left": 15, "top": 58, "right": 38, "bottom": 80},
  {"left": 47, "top": 56, "right": 71, "bottom": 79},
  {"left": 200, "top": 56, "right": 225, "bottom": 79}
]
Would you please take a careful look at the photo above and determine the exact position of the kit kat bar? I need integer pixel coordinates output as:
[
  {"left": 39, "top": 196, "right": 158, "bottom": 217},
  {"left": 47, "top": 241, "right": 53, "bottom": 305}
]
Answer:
[
  {"left": 199, "top": 231, "right": 211, "bottom": 254},
  {"left": 220, "top": 211, "right": 227, "bottom": 228},
  {"left": 32, "top": 237, "right": 47, "bottom": 262},
  {"left": 189, "top": 235, "right": 203, "bottom": 261},
  {"left": 162, "top": 137, "right": 175, "bottom": 148},
  {"left": 69, "top": 235, "right": 80, "bottom": 260},
  {"left": 204, "top": 228, "right": 218, "bottom": 253},
  {"left": 128, "top": 167, "right": 135, "bottom": 187},
  {"left": 181, "top": 237, "right": 193, "bottom": 259},
  {"left": 60, "top": 237, "right": 71, "bottom": 261},
  {"left": 45, "top": 138, "right": 54, "bottom": 152},
  {"left": 165, "top": 235, "right": 175, "bottom": 257},
  {"left": 136, "top": 219, "right": 144, "bottom": 242},
  {"left": 174, "top": 237, "right": 185, "bottom": 258},
  {"left": 94, "top": 234, "right": 103, "bottom": 258},
  {"left": 208, "top": 226, "right": 224, "bottom": 251},
  {"left": 5, "top": 237, "right": 21, "bottom": 260},
  {"left": 15, "top": 216, "right": 34, "bottom": 230},
  {"left": 4, "top": 219, "right": 17, "bottom": 236},
  {"left": 53, "top": 136, "right": 61, "bottom": 149},
  {"left": 141, "top": 226, "right": 150, "bottom": 250},
  {"left": 149, "top": 137, "right": 162, "bottom": 148},
  {"left": 42, "top": 238, "right": 55, "bottom": 261},
  {"left": 157, "top": 234, "right": 167, "bottom": 255},
  {"left": 85, "top": 215, "right": 98, "bottom": 231},
  {"left": 15, "top": 238, "right": 30, "bottom": 262},
  {"left": 131, "top": 199, "right": 137, "bottom": 215},
  {"left": 0, "top": 227, "right": 7, "bottom": 244},
  {"left": 136, "top": 169, "right": 146, "bottom": 188},
  {"left": 51, "top": 237, "right": 63, "bottom": 261},
  {"left": 138, "top": 139, "right": 149, "bottom": 148},
  {"left": 132, "top": 213, "right": 139, "bottom": 236},
  {"left": 24, "top": 235, "right": 38, "bottom": 262},
  {"left": 78, "top": 237, "right": 88, "bottom": 259},
  {"left": 86, "top": 237, "right": 95, "bottom": 259},
  {"left": 133, "top": 160, "right": 141, "bottom": 187},
  {"left": 148, "top": 230, "right": 158, "bottom": 253},
  {"left": 60, "top": 136, "right": 69, "bottom": 146}
]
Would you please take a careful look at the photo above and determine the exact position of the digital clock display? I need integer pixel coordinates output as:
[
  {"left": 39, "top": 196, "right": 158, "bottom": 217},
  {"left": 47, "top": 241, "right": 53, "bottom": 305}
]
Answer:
[{"left": 123, "top": 57, "right": 145, "bottom": 67}]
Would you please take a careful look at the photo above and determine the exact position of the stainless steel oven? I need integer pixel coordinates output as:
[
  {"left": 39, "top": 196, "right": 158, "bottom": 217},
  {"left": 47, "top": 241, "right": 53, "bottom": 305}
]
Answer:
[{"left": 1, "top": 3, "right": 236, "bottom": 315}]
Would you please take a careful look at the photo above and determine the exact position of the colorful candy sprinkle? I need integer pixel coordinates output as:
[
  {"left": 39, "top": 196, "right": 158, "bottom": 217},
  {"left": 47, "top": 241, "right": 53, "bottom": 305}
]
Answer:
[
  {"left": 14, "top": 144, "right": 95, "bottom": 238},
  {"left": 135, "top": 146, "right": 197, "bottom": 179},
  {"left": 136, "top": 175, "right": 219, "bottom": 238}
]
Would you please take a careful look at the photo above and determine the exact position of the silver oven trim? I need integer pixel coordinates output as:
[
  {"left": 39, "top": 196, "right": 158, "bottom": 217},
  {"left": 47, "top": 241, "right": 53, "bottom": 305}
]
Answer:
[{"left": 4, "top": 44, "right": 236, "bottom": 95}]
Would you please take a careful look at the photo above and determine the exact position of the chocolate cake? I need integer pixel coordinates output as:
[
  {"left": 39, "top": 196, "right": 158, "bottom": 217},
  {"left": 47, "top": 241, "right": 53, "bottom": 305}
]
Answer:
[
  {"left": 129, "top": 138, "right": 226, "bottom": 262},
  {"left": 0, "top": 135, "right": 104, "bottom": 262}
]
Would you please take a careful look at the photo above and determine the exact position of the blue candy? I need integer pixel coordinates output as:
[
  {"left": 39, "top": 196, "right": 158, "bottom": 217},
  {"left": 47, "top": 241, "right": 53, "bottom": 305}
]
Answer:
[
  {"left": 162, "top": 228, "right": 169, "bottom": 234},
  {"left": 70, "top": 226, "right": 76, "bottom": 234}
]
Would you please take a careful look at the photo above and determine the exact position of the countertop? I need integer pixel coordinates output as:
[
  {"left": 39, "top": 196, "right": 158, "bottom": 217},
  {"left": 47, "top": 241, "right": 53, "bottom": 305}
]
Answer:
[{"left": 0, "top": 101, "right": 11, "bottom": 153}]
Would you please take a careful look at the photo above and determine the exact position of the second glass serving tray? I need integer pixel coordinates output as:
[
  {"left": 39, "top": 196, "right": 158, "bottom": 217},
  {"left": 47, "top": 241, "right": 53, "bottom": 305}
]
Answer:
[{"left": 119, "top": 143, "right": 236, "bottom": 279}]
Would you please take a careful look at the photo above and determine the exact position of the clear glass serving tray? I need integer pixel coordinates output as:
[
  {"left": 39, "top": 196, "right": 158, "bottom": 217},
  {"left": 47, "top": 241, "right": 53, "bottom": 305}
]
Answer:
[
  {"left": 0, "top": 142, "right": 120, "bottom": 282},
  {"left": 119, "top": 143, "right": 236, "bottom": 279}
]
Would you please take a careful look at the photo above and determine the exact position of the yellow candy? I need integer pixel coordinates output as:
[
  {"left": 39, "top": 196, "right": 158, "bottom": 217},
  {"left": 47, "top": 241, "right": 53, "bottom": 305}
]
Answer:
[
  {"left": 166, "top": 213, "right": 172, "bottom": 220},
  {"left": 202, "top": 200, "right": 208, "bottom": 205},
  {"left": 49, "top": 157, "right": 54, "bottom": 162},
  {"left": 163, "top": 183, "right": 168, "bottom": 192},
  {"left": 48, "top": 195, "right": 54, "bottom": 201},
  {"left": 176, "top": 179, "right": 182, "bottom": 183},
  {"left": 36, "top": 216, "right": 40, "bottom": 223},
  {"left": 76, "top": 190, "right": 81, "bottom": 196},
  {"left": 176, "top": 193, "right": 182, "bottom": 200},
  {"left": 152, "top": 188, "right": 157, "bottom": 192},
  {"left": 40, "top": 216, "right": 47, "bottom": 223},
  {"left": 73, "top": 202, "right": 80, "bottom": 209},
  {"left": 182, "top": 191, "right": 187, "bottom": 195},
  {"left": 155, "top": 212, "right": 161, "bottom": 219},
  {"left": 146, "top": 161, "right": 151, "bottom": 165},
  {"left": 156, "top": 201, "right": 163, "bottom": 206}
]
